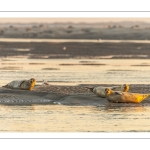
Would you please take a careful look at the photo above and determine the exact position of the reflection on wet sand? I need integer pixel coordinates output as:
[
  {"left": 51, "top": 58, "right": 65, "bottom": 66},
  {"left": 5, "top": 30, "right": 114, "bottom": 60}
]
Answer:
[
  {"left": 41, "top": 68, "right": 60, "bottom": 70},
  {"left": 59, "top": 63, "right": 106, "bottom": 66},
  {"left": 0, "top": 67, "right": 22, "bottom": 70},
  {"left": 29, "top": 63, "right": 45, "bottom": 65},
  {"left": 1, "top": 63, "right": 26, "bottom": 65},
  {"left": 103, "top": 104, "right": 146, "bottom": 113},
  {"left": 107, "top": 69, "right": 139, "bottom": 71},
  {"left": 0, "top": 104, "right": 149, "bottom": 132},
  {"left": 1, "top": 57, "right": 150, "bottom": 86},
  {"left": 131, "top": 64, "right": 150, "bottom": 66}
]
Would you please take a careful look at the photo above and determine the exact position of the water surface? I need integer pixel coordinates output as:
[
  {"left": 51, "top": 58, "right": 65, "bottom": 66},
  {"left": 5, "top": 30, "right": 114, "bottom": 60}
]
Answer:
[
  {"left": 0, "top": 105, "right": 149, "bottom": 132},
  {"left": 1, "top": 57, "right": 150, "bottom": 86}
]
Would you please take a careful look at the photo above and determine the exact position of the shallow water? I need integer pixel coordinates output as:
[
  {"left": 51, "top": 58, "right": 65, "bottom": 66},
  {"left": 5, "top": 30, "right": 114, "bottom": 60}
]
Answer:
[
  {"left": 1, "top": 57, "right": 150, "bottom": 86},
  {"left": 0, "top": 105, "right": 149, "bottom": 132},
  {"left": 1, "top": 57, "right": 150, "bottom": 132}
]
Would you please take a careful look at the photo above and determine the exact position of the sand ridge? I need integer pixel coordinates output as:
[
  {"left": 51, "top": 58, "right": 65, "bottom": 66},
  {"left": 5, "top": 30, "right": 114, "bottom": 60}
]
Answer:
[{"left": 0, "top": 84, "right": 150, "bottom": 106}]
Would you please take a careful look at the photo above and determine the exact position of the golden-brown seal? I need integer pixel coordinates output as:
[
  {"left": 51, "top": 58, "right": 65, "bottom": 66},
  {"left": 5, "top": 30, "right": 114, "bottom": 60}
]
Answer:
[
  {"left": 105, "top": 88, "right": 150, "bottom": 103},
  {"left": 86, "top": 84, "right": 129, "bottom": 98},
  {"left": 3, "top": 78, "right": 36, "bottom": 90}
]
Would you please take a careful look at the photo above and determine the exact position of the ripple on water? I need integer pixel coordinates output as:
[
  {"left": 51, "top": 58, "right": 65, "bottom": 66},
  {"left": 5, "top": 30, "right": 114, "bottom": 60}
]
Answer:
[{"left": 0, "top": 105, "right": 149, "bottom": 132}]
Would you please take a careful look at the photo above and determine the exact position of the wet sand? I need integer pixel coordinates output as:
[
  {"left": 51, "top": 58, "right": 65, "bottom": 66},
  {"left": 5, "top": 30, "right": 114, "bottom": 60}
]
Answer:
[{"left": 1, "top": 84, "right": 150, "bottom": 106}]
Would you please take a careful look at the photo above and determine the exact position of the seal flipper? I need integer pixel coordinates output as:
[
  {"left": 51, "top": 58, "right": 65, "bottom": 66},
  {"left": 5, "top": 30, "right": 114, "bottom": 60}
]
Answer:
[
  {"left": 111, "top": 87, "right": 117, "bottom": 90},
  {"left": 2, "top": 84, "right": 9, "bottom": 88},
  {"left": 114, "top": 91, "right": 123, "bottom": 95}
]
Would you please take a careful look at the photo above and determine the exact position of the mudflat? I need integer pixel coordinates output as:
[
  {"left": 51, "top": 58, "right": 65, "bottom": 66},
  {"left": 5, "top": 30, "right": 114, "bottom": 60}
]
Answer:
[
  {"left": 0, "top": 84, "right": 150, "bottom": 106},
  {"left": 0, "top": 41, "right": 150, "bottom": 59}
]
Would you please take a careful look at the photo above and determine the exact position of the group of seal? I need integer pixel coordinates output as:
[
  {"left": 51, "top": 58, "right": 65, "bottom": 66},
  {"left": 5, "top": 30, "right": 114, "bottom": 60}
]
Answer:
[
  {"left": 2, "top": 78, "right": 36, "bottom": 90},
  {"left": 86, "top": 84, "right": 129, "bottom": 98},
  {"left": 2, "top": 79, "right": 150, "bottom": 103},
  {"left": 87, "top": 84, "right": 150, "bottom": 103}
]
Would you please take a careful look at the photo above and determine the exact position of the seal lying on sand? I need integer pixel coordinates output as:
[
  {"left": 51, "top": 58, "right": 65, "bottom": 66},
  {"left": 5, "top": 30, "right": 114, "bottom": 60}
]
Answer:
[
  {"left": 105, "top": 88, "right": 150, "bottom": 103},
  {"left": 86, "top": 84, "right": 129, "bottom": 98},
  {"left": 3, "top": 78, "right": 36, "bottom": 90}
]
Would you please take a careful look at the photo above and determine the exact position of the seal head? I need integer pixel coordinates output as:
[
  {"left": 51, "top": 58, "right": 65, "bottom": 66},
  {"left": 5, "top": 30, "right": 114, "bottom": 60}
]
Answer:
[{"left": 3, "top": 78, "right": 36, "bottom": 90}]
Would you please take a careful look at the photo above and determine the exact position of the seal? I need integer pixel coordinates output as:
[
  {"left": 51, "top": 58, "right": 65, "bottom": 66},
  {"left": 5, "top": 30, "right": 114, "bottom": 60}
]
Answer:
[
  {"left": 3, "top": 78, "right": 36, "bottom": 90},
  {"left": 105, "top": 88, "right": 150, "bottom": 103},
  {"left": 86, "top": 84, "right": 129, "bottom": 98}
]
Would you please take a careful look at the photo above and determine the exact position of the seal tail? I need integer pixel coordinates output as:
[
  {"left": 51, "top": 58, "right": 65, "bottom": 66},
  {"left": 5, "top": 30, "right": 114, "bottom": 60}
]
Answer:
[
  {"left": 84, "top": 86, "right": 94, "bottom": 92},
  {"left": 2, "top": 84, "right": 8, "bottom": 88}
]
